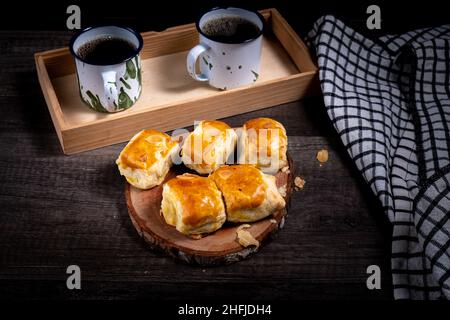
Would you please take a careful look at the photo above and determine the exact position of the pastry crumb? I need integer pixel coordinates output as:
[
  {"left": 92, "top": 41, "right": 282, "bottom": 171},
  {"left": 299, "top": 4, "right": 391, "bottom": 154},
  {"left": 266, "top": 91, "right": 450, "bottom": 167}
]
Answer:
[
  {"left": 270, "top": 219, "right": 277, "bottom": 224},
  {"left": 294, "top": 176, "right": 305, "bottom": 191},
  {"left": 189, "top": 234, "right": 203, "bottom": 240},
  {"left": 236, "top": 224, "right": 259, "bottom": 248},
  {"left": 316, "top": 149, "right": 329, "bottom": 164},
  {"left": 237, "top": 224, "right": 251, "bottom": 232},
  {"left": 281, "top": 166, "right": 290, "bottom": 174},
  {"left": 278, "top": 184, "right": 287, "bottom": 197}
]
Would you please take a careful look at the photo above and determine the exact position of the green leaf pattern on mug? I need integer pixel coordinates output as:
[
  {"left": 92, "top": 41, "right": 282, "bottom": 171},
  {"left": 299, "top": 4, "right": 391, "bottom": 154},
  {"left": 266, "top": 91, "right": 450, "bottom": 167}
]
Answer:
[
  {"left": 81, "top": 57, "right": 141, "bottom": 113},
  {"left": 126, "top": 59, "right": 136, "bottom": 79},
  {"left": 85, "top": 90, "right": 108, "bottom": 113},
  {"left": 202, "top": 56, "right": 213, "bottom": 70},
  {"left": 120, "top": 77, "right": 131, "bottom": 90},
  {"left": 251, "top": 70, "right": 259, "bottom": 82},
  {"left": 118, "top": 87, "right": 134, "bottom": 109},
  {"left": 135, "top": 56, "right": 141, "bottom": 86}
]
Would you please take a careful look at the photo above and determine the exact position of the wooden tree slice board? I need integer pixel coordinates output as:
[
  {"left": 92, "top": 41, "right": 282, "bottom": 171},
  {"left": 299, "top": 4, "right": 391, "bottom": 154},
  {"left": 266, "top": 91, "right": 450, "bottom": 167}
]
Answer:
[{"left": 125, "top": 155, "right": 293, "bottom": 266}]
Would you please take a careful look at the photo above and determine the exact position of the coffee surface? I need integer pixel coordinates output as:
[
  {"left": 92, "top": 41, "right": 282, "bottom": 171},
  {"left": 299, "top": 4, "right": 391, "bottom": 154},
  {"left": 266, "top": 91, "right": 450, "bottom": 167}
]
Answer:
[
  {"left": 201, "top": 16, "right": 260, "bottom": 43},
  {"left": 77, "top": 37, "right": 136, "bottom": 65}
]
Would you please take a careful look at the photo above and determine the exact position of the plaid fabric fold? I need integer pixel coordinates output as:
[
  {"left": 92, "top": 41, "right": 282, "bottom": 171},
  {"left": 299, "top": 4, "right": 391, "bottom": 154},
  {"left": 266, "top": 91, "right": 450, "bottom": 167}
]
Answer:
[{"left": 307, "top": 16, "right": 450, "bottom": 299}]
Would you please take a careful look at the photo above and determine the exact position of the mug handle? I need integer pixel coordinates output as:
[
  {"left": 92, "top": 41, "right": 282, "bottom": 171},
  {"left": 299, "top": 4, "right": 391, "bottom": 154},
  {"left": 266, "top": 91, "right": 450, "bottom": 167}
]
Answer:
[
  {"left": 102, "top": 70, "right": 118, "bottom": 112},
  {"left": 186, "top": 43, "right": 210, "bottom": 81}
]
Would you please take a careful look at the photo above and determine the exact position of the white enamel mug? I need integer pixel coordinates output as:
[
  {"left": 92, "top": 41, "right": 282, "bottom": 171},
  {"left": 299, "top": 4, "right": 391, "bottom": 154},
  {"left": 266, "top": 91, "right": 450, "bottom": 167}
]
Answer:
[
  {"left": 70, "top": 26, "right": 143, "bottom": 113},
  {"left": 187, "top": 7, "right": 265, "bottom": 90}
]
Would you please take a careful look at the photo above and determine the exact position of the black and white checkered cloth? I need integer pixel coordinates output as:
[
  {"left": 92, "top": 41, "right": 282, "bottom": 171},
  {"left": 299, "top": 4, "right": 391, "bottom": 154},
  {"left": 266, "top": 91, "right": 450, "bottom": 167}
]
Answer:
[{"left": 306, "top": 16, "right": 450, "bottom": 299}]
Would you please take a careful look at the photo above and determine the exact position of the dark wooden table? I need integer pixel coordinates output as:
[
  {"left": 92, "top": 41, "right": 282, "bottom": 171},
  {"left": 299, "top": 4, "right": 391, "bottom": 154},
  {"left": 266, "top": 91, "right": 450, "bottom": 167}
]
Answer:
[{"left": 0, "top": 31, "right": 393, "bottom": 300}]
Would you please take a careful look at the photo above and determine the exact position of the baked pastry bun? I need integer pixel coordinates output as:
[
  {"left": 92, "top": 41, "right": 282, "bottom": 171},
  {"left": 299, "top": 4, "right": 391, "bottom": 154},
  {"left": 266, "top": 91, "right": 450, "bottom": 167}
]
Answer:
[
  {"left": 161, "top": 173, "right": 226, "bottom": 236},
  {"left": 238, "top": 118, "right": 288, "bottom": 174},
  {"left": 116, "top": 129, "right": 179, "bottom": 189},
  {"left": 181, "top": 120, "right": 237, "bottom": 175},
  {"left": 211, "top": 165, "right": 285, "bottom": 223}
]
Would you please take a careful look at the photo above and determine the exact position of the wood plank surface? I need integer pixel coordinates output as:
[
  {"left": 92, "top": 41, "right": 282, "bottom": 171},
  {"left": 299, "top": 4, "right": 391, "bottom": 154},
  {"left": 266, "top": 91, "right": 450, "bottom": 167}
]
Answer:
[{"left": 0, "top": 30, "right": 393, "bottom": 300}]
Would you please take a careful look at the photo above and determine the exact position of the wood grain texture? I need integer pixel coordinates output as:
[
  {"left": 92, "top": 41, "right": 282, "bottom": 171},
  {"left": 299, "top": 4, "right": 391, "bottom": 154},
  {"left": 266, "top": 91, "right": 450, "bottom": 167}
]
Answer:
[
  {"left": 0, "top": 30, "right": 393, "bottom": 300},
  {"left": 35, "top": 9, "right": 319, "bottom": 155}
]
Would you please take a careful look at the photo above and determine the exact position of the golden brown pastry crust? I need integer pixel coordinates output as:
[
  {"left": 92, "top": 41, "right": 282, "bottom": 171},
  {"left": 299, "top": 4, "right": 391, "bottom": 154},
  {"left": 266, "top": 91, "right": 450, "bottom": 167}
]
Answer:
[
  {"left": 119, "top": 129, "right": 177, "bottom": 169},
  {"left": 238, "top": 118, "right": 288, "bottom": 174},
  {"left": 161, "top": 173, "right": 226, "bottom": 235},
  {"left": 211, "top": 165, "right": 285, "bottom": 222},
  {"left": 211, "top": 165, "right": 266, "bottom": 211},
  {"left": 181, "top": 120, "right": 236, "bottom": 174},
  {"left": 116, "top": 129, "right": 179, "bottom": 189}
]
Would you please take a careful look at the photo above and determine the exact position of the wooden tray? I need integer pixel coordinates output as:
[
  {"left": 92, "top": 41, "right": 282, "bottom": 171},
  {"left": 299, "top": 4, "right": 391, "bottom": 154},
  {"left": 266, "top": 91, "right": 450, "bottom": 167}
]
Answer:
[
  {"left": 35, "top": 8, "right": 318, "bottom": 155},
  {"left": 126, "top": 155, "right": 293, "bottom": 266}
]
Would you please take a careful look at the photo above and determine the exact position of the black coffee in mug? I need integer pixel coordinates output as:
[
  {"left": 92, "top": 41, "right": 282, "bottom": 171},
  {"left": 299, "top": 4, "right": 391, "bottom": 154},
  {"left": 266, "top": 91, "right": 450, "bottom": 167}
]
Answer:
[
  {"left": 201, "top": 15, "right": 260, "bottom": 43},
  {"left": 77, "top": 36, "right": 137, "bottom": 65},
  {"left": 188, "top": 7, "right": 264, "bottom": 89}
]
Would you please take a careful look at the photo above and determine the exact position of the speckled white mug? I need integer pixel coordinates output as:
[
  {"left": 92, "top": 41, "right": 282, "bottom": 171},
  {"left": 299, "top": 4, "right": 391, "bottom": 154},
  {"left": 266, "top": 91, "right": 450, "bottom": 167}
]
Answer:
[
  {"left": 187, "top": 7, "right": 265, "bottom": 90},
  {"left": 70, "top": 26, "right": 143, "bottom": 113}
]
